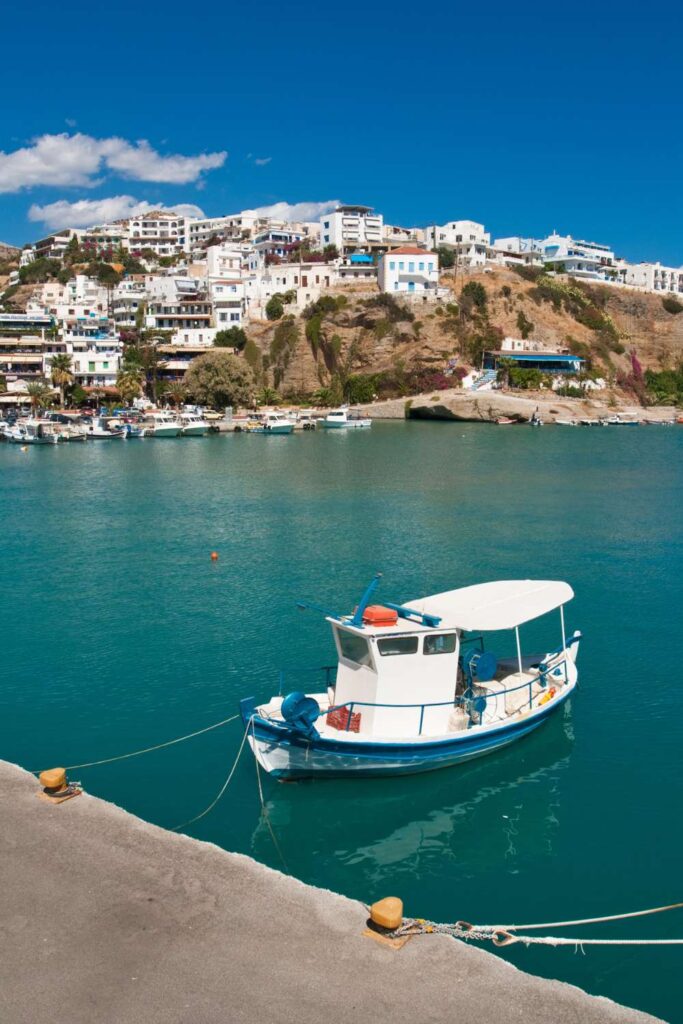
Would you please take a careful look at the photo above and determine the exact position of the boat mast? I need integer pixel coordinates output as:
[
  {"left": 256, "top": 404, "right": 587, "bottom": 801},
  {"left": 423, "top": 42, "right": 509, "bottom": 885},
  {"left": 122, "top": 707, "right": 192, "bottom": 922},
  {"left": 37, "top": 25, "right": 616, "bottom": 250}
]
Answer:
[{"left": 515, "top": 626, "right": 523, "bottom": 676}]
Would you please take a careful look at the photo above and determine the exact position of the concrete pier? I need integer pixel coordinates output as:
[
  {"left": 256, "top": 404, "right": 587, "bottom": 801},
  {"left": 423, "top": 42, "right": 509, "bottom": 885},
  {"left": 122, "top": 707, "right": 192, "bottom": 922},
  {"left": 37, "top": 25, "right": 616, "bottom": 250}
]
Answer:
[{"left": 0, "top": 761, "right": 663, "bottom": 1024}]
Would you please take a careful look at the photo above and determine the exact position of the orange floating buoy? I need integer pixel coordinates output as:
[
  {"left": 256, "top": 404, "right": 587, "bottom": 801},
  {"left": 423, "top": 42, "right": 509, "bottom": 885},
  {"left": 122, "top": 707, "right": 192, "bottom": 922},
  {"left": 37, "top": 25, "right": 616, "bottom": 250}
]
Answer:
[{"left": 210, "top": 551, "right": 219, "bottom": 561}]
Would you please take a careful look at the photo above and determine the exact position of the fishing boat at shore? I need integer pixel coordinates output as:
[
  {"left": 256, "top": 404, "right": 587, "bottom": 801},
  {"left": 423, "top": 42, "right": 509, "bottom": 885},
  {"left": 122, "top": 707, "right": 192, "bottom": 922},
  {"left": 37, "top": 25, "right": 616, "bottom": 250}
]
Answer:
[
  {"left": 4, "top": 419, "right": 60, "bottom": 445},
  {"left": 321, "top": 406, "right": 372, "bottom": 429},
  {"left": 241, "top": 575, "right": 580, "bottom": 779},
  {"left": 141, "top": 412, "right": 183, "bottom": 437},
  {"left": 179, "top": 411, "right": 211, "bottom": 436},
  {"left": 86, "top": 416, "right": 126, "bottom": 439},
  {"left": 246, "top": 412, "right": 295, "bottom": 434}
]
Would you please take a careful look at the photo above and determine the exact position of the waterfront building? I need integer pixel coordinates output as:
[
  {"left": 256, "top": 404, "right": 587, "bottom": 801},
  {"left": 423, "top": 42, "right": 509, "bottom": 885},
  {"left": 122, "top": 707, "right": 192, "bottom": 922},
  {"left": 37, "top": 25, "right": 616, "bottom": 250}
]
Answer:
[
  {"left": 423, "top": 220, "right": 490, "bottom": 267},
  {"left": 320, "top": 205, "right": 383, "bottom": 254},
  {"left": 491, "top": 237, "right": 545, "bottom": 267},
  {"left": 378, "top": 247, "right": 439, "bottom": 295},
  {"left": 0, "top": 335, "right": 46, "bottom": 382}
]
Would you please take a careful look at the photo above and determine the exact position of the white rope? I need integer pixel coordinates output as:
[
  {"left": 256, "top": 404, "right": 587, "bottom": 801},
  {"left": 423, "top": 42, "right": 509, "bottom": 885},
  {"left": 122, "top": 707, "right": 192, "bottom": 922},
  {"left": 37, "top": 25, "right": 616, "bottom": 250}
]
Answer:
[
  {"left": 492, "top": 901, "right": 683, "bottom": 932},
  {"left": 510, "top": 935, "right": 683, "bottom": 947},
  {"left": 32, "top": 714, "right": 240, "bottom": 772},
  {"left": 251, "top": 717, "right": 289, "bottom": 872},
  {"left": 171, "top": 718, "right": 251, "bottom": 831}
]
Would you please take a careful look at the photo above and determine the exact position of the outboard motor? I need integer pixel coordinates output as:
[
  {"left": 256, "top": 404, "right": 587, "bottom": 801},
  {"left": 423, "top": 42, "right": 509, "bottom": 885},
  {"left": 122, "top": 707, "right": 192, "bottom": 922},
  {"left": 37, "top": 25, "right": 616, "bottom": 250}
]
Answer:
[{"left": 281, "top": 691, "right": 321, "bottom": 739}]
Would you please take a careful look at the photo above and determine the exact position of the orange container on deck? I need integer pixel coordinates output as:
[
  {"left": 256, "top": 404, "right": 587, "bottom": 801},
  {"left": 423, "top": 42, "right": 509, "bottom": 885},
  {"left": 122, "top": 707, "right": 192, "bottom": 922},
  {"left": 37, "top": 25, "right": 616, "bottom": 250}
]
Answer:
[{"left": 362, "top": 605, "right": 399, "bottom": 627}]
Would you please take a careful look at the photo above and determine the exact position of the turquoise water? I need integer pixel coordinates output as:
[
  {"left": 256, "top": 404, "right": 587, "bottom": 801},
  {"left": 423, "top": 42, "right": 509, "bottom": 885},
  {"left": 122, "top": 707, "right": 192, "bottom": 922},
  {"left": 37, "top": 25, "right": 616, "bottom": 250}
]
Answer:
[{"left": 1, "top": 423, "right": 682, "bottom": 1021}]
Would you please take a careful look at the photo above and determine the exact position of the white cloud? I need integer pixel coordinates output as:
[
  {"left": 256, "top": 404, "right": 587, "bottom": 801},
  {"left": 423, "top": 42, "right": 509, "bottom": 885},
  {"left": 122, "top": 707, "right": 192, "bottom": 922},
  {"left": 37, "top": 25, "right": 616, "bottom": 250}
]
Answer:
[
  {"left": 241, "top": 199, "right": 340, "bottom": 222},
  {"left": 0, "top": 133, "right": 227, "bottom": 193},
  {"left": 254, "top": 157, "right": 272, "bottom": 167},
  {"left": 28, "top": 196, "right": 205, "bottom": 230}
]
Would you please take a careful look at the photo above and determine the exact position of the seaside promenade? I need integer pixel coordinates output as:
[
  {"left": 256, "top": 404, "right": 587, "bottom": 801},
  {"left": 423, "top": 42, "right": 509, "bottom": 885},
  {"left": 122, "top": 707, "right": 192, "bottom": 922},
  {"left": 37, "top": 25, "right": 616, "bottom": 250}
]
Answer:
[{"left": 0, "top": 760, "right": 662, "bottom": 1024}]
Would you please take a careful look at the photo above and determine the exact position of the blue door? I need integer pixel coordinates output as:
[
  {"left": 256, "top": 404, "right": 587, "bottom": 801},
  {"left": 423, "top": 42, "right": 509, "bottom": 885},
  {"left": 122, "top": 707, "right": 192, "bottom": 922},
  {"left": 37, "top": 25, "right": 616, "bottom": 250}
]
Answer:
[{"left": 408, "top": 280, "right": 415, "bottom": 292}]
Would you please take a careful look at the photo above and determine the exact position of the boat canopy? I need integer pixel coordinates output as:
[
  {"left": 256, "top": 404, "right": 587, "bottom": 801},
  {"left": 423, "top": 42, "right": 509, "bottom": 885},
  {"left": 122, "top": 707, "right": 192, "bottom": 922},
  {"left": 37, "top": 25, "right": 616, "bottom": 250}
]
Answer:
[{"left": 408, "top": 580, "right": 574, "bottom": 632}]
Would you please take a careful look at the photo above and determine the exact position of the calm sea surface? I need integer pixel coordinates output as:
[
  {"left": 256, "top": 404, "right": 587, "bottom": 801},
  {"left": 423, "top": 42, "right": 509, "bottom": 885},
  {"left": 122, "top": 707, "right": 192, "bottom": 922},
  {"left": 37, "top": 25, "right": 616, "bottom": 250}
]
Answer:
[{"left": 1, "top": 423, "right": 682, "bottom": 1021}]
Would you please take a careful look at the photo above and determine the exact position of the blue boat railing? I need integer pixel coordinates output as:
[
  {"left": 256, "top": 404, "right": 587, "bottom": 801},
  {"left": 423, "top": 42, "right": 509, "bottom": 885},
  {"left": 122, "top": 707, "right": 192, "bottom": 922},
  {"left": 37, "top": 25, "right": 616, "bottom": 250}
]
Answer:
[{"left": 318, "top": 654, "right": 570, "bottom": 736}]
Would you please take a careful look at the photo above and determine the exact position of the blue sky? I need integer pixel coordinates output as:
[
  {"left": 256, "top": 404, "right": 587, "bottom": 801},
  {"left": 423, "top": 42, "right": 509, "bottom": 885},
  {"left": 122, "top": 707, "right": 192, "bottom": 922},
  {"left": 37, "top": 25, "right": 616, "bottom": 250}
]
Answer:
[{"left": 1, "top": 0, "right": 681, "bottom": 264}]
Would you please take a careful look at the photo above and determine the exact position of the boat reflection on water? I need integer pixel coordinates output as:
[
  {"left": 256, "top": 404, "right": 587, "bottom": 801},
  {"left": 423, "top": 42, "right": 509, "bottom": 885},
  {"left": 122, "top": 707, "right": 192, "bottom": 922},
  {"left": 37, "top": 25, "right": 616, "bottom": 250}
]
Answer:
[{"left": 249, "top": 703, "right": 574, "bottom": 896}]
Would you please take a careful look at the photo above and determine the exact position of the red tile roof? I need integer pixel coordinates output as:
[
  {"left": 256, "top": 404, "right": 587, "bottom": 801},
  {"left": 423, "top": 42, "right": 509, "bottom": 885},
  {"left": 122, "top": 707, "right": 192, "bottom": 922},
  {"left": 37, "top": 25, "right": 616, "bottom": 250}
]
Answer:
[{"left": 386, "top": 246, "right": 433, "bottom": 256}]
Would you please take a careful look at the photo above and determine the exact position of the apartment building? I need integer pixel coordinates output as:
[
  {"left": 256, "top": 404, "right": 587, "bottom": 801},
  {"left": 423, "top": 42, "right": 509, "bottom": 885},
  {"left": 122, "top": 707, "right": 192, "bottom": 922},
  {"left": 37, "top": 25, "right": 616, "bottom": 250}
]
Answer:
[
  {"left": 623, "top": 262, "right": 683, "bottom": 294},
  {"left": 423, "top": 220, "right": 490, "bottom": 266},
  {"left": 320, "top": 205, "right": 383, "bottom": 254},
  {"left": 127, "top": 212, "right": 187, "bottom": 256},
  {"left": 541, "top": 232, "right": 616, "bottom": 279},
  {"left": 378, "top": 247, "right": 439, "bottom": 295}
]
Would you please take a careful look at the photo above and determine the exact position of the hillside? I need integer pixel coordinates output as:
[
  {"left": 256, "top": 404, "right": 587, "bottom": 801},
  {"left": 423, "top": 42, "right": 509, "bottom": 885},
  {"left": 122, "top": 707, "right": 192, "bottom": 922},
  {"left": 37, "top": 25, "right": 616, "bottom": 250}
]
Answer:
[{"left": 246, "top": 267, "right": 683, "bottom": 402}]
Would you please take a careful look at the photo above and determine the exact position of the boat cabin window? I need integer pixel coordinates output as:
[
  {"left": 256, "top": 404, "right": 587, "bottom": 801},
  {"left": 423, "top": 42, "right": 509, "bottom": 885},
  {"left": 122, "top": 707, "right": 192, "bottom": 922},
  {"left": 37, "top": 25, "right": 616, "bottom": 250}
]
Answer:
[
  {"left": 377, "top": 636, "right": 419, "bottom": 657},
  {"left": 337, "top": 630, "right": 373, "bottom": 667},
  {"left": 424, "top": 633, "right": 457, "bottom": 655}
]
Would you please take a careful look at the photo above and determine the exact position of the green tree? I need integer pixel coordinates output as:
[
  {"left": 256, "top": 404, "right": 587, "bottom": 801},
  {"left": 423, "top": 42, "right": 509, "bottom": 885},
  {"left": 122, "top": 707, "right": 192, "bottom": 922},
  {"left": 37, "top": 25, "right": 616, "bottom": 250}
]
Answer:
[
  {"left": 496, "top": 357, "right": 515, "bottom": 389},
  {"left": 64, "top": 235, "right": 82, "bottom": 264},
  {"left": 460, "top": 281, "right": 487, "bottom": 314},
  {"left": 116, "top": 367, "right": 144, "bottom": 405},
  {"left": 49, "top": 353, "right": 74, "bottom": 406},
  {"left": 26, "top": 380, "right": 54, "bottom": 414},
  {"left": 184, "top": 350, "right": 255, "bottom": 409},
  {"left": 265, "top": 295, "right": 285, "bottom": 321},
  {"left": 258, "top": 386, "right": 280, "bottom": 406},
  {"left": 213, "top": 326, "right": 248, "bottom": 350},
  {"left": 165, "top": 381, "right": 187, "bottom": 409},
  {"left": 434, "top": 245, "right": 455, "bottom": 269}
]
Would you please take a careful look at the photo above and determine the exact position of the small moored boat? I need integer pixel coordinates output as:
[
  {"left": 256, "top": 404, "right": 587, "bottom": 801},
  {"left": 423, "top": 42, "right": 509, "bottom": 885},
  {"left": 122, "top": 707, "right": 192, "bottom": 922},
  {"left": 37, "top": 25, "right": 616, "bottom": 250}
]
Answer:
[
  {"left": 179, "top": 412, "right": 211, "bottom": 436},
  {"left": 322, "top": 406, "right": 371, "bottom": 429},
  {"left": 246, "top": 412, "right": 295, "bottom": 435},
  {"left": 86, "top": 416, "right": 126, "bottom": 439},
  {"left": 141, "top": 412, "right": 183, "bottom": 437},
  {"left": 241, "top": 575, "right": 580, "bottom": 779}
]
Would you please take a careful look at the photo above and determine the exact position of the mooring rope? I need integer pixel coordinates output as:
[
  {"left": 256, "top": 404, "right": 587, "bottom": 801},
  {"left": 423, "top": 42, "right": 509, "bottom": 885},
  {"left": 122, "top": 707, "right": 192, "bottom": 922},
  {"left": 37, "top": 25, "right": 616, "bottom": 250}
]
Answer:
[
  {"left": 171, "top": 717, "right": 252, "bottom": 831},
  {"left": 251, "top": 716, "right": 289, "bottom": 872},
  {"left": 31, "top": 714, "right": 240, "bottom": 773},
  {"left": 387, "top": 901, "right": 683, "bottom": 951},
  {"left": 489, "top": 901, "right": 683, "bottom": 932}
]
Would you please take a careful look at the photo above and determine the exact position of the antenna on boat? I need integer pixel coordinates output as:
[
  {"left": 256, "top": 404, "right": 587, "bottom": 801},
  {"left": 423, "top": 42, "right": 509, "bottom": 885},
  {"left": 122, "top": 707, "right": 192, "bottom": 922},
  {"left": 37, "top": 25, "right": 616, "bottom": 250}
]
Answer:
[
  {"left": 296, "top": 600, "right": 342, "bottom": 621},
  {"left": 349, "top": 573, "right": 383, "bottom": 628}
]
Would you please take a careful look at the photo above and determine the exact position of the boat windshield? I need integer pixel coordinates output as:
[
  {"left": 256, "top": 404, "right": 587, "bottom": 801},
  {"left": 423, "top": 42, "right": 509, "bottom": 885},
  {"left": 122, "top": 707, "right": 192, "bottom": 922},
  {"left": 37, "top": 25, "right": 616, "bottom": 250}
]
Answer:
[{"left": 337, "top": 630, "right": 373, "bottom": 667}]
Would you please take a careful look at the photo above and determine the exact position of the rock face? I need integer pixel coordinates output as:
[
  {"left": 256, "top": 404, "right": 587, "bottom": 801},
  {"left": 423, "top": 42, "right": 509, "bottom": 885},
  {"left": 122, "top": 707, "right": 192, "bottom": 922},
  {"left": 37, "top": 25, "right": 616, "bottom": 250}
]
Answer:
[{"left": 353, "top": 389, "right": 676, "bottom": 423}]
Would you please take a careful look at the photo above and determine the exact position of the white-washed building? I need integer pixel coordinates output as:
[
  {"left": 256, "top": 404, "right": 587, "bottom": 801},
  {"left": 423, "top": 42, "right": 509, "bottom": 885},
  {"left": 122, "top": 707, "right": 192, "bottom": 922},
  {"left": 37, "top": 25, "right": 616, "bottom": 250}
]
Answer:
[
  {"left": 540, "top": 233, "right": 616, "bottom": 279},
  {"left": 378, "top": 247, "right": 439, "bottom": 295},
  {"left": 127, "top": 212, "right": 187, "bottom": 256},
  {"left": 320, "top": 205, "right": 383, "bottom": 254},
  {"left": 622, "top": 261, "right": 683, "bottom": 294},
  {"left": 423, "top": 220, "right": 490, "bottom": 267}
]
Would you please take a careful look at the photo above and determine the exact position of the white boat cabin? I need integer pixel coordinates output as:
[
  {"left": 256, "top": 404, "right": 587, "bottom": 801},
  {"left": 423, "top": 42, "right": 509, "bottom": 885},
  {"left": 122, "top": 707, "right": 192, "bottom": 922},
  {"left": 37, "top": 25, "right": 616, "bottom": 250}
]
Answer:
[{"left": 324, "top": 579, "right": 577, "bottom": 739}]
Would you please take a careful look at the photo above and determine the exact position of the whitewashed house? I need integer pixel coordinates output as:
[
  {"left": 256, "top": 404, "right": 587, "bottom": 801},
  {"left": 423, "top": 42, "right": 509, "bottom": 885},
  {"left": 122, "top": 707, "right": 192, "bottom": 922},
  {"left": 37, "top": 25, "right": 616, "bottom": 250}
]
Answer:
[
  {"left": 622, "top": 262, "right": 683, "bottom": 294},
  {"left": 320, "top": 205, "right": 383, "bottom": 254},
  {"left": 423, "top": 220, "right": 490, "bottom": 267},
  {"left": 378, "top": 247, "right": 439, "bottom": 295}
]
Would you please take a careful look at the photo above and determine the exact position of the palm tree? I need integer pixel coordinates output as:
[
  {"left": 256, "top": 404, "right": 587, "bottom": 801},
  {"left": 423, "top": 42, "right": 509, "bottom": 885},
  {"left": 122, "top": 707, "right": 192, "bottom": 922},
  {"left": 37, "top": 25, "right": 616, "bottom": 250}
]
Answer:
[
  {"left": 258, "top": 386, "right": 280, "bottom": 407},
  {"left": 26, "top": 381, "right": 54, "bottom": 416},
  {"left": 165, "top": 381, "right": 186, "bottom": 409},
  {"left": 116, "top": 367, "right": 144, "bottom": 407},
  {"left": 49, "top": 353, "right": 74, "bottom": 407}
]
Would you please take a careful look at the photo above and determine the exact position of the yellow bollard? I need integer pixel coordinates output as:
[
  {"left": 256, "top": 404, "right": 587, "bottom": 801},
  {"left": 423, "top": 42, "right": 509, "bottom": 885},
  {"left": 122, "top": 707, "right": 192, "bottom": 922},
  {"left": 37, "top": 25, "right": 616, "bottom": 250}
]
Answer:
[
  {"left": 364, "top": 896, "right": 412, "bottom": 950},
  {"left": 370, "top": 897, "right": 404, "bottom": 930},
  {"left": 37, "top": 767, "right": 81, "bottom": 804},
  {"left": 39, "top": 768, "right": 67, "bottom": 793}
]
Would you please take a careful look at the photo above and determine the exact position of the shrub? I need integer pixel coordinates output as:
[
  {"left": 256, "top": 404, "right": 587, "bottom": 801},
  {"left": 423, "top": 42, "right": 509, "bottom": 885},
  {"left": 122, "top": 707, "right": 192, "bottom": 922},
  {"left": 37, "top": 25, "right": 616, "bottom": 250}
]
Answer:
[
  {"left": 516, "top": 310, "right": 534, "bottom": 339},
  {"left": 265, "top": 295, "right": 284, "bottom": 321},
  {"left": 345, "top": 374, "right": 379, "bottom": 404},
  {"left": 214, "top": 327, "right": 248, "bottom": 350},
  {"left": 510, "top": 264, "right": 543, "bottom": 283},
  {"left": 363, "top": 293, "right": 414, "bottom": 322},
  {"left": 662, "top": 296, "right": 683, "bottom": 315},
  {"left": 460, "top": 281, "right": 487, "bottom": 312}
]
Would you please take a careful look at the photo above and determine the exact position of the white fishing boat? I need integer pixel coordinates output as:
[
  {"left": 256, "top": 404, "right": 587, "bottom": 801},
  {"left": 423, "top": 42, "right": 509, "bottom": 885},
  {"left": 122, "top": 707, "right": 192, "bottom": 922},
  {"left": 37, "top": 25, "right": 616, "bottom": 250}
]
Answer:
[
  {"left": 86, "top": 416, "right": 125, "bottom": 439},
  {"left": 246, "top": 412, "right": 295, "bottom": 435},
  {"left": 321, "top": 406, "right": 372, "bottom": 429},
  {"left": 141, "top": 412, "right": 183, "bottom": 437},
  {"left": 554, "top": 419, "right": 578, "bottom": 426},
  {"left": 241, "top": 575, "right": 580, "bottom": 779},
  {"left": 179, "top": 412, "right": 211, "bottom": 436},
  {"left": 5, "top": 419, "right": 60, "bottom": 445}
]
